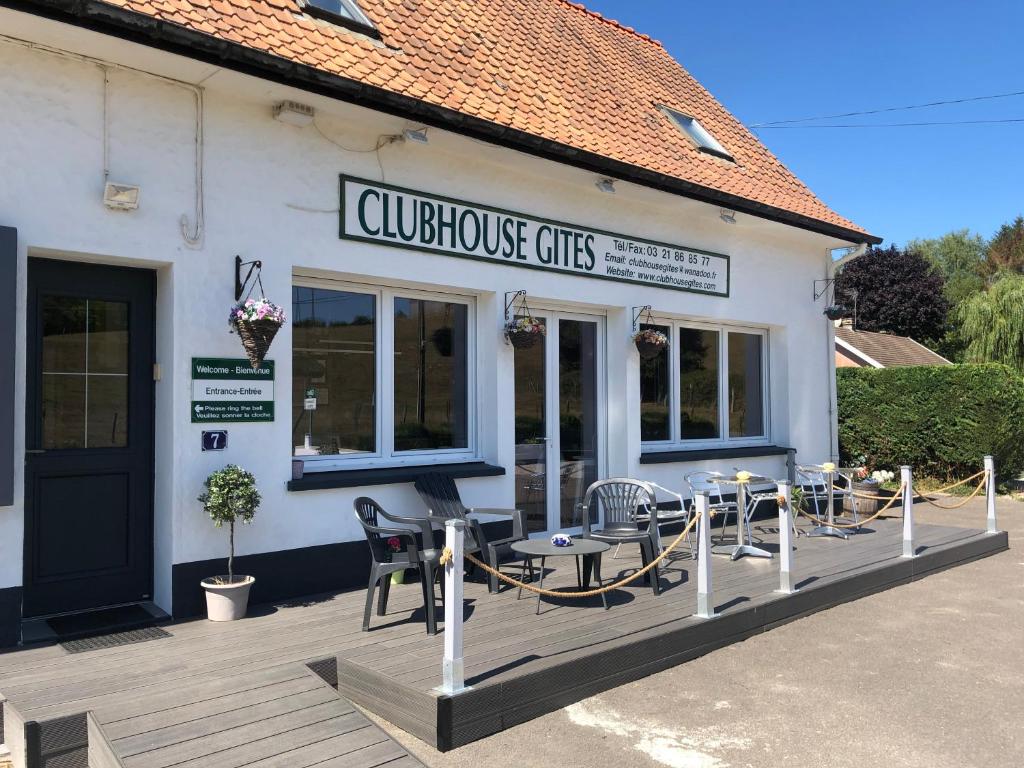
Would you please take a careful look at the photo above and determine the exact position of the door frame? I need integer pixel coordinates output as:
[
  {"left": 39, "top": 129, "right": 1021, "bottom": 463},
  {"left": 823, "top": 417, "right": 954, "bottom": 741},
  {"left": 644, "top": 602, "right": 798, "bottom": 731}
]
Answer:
[
  {"left": 522, "top": 304, "right": 608, "bottom": 536},
  {"left": 23, "top": 257, "right": 157, "bottom": 617}
]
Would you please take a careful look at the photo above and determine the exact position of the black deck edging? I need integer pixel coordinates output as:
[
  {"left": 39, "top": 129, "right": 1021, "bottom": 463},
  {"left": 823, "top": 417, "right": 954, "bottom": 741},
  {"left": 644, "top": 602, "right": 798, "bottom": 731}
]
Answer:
[
  {"left": 341, "top": 529, "right": 1009, "bottom": 751},
  {"left": 17, "top": 711, "right": 90, "bottom": 768}
]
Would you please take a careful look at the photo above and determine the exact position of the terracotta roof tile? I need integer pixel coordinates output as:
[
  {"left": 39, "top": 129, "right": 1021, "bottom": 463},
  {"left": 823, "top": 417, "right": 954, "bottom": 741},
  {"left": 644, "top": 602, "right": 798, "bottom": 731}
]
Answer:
[{"left": 91, "top": 0, "right": 871, "bottom": 236}]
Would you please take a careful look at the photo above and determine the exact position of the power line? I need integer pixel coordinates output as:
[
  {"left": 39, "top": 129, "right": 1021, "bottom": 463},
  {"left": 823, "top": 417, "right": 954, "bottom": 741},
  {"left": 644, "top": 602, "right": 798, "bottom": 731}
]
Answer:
[
  {"left": 755, "top": 117, "right": 1024, "bottom": 128},
  {"left": 748, "top": 88, "right": 1024, "bottom": 127}
]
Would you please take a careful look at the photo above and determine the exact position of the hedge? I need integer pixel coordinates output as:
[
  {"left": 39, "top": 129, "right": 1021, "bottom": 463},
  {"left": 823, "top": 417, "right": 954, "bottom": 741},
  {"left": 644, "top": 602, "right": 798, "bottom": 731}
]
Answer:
[{"left": 837, "top": 363, "right": 1024, "bottom": 481}]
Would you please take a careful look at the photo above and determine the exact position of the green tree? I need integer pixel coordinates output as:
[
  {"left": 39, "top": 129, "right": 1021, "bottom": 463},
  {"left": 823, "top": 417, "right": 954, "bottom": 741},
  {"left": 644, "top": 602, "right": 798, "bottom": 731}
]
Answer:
[
  {"left": 982, "top": 215, "right": 1024, "bottom": 278},
  {"left": 956, "top": 274, "right": 1024, "bottom": 373},
  {"left": 906, "top": 229, "right": 986, "bottom": 306}
]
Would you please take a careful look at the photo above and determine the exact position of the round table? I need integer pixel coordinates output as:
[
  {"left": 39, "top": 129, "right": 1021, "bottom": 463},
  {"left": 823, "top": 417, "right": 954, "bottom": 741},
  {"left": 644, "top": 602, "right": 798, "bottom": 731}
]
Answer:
[
  {"left": 715, "top": 474, "right": 774, "bottom": 561},
  {"left": 511, "top": 537, "right": 611, "bottom": 614}
]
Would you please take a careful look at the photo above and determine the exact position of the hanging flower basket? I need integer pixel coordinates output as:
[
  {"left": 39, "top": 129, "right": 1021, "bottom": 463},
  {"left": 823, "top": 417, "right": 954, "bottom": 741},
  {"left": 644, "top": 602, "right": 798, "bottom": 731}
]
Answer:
[
  {"left": 633, "top": 327, "right": 669, "bottom": 360},
  {"left": 229, "top": 298, "right": 286, "bottom": 368},
  {"left": 823, "top": 305, "right": 848, "bottom": 320},
  {"left": 505, "top": 316, "right": 546, "bottom": 349}
]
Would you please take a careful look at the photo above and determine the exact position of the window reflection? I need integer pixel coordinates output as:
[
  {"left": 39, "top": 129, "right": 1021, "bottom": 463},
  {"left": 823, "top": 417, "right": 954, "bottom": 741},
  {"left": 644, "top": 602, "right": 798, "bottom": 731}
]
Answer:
[
  {"left": 40, "top": 296, "right": 129, "bottom": 449},
  {"left": 728, "top": 332, "right": 764, "bottom": 438},
  {"left": 292, "top": 287, "right": 376, "bottom": 456},
  {"left": 393, "top": 298, "right": 468, "bottom": 451},
  {"left": 639, "top": 323, "right": 670, "bottom": 441},
  {"left": 679, "top": 327, "right": 720, "bottom": 440}
]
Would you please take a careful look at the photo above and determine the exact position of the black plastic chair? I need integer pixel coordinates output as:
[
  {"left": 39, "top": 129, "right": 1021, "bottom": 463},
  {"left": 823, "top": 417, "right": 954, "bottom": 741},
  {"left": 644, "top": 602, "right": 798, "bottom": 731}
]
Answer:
[
  {"left": 580, "top": 478, "right": 661, "bottom": 595},
  {"left": 354, "top": 497, "right": 442, "bottom": 634},
  {"left": 414, "top": 472, "right": 528, "bottom": 593}
]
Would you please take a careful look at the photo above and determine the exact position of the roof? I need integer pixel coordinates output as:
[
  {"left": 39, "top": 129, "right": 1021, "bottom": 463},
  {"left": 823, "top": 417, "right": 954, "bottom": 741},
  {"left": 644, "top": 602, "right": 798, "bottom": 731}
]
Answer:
[
  {"left": 26, "top": 0, "right": 879, "bottom": 242},
  {"left": 835, "top": 326, "right": 951, "bottom": 368}
]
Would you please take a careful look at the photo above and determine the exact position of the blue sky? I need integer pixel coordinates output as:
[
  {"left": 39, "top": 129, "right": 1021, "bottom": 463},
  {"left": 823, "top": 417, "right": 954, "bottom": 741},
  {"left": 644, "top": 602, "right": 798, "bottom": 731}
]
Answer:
[{"left": 582, "top": 0, "right": 1024, "bottom": 246}]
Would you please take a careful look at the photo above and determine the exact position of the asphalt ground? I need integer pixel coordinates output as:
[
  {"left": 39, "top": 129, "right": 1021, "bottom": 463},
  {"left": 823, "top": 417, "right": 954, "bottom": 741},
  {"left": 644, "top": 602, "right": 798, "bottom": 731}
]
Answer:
[{"left": 370, "top": 497, "right": 1023, "bottom": 768}]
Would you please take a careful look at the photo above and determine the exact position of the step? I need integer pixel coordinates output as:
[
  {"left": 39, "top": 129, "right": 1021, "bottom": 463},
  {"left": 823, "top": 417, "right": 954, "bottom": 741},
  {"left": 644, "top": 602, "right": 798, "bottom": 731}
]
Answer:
[{"left": 3, "top": 661, "right": 423, "bottom": 768}]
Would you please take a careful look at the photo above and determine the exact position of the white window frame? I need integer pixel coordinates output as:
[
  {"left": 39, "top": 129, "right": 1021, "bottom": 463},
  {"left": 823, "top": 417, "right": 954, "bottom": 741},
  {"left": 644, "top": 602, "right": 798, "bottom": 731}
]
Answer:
[
  {"left": 640, "top": 317, "right": 770, "bottom": 451},
  {"left": 293, "top": 277, "right": 478, "bottom": 470}
]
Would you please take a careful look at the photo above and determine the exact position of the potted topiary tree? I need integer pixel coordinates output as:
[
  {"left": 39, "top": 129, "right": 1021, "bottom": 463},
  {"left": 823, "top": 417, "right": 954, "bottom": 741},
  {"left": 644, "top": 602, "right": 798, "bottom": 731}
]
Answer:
[{"left": 198, "top": 464, "right": 259, "bottom": 621}]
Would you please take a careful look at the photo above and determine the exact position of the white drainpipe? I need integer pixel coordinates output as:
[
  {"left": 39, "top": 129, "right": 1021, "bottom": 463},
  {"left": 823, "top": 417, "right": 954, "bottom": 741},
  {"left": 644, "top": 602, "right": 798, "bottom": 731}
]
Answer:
[{"left": 825, "top": 242, "right": 868, "bottom": 460}]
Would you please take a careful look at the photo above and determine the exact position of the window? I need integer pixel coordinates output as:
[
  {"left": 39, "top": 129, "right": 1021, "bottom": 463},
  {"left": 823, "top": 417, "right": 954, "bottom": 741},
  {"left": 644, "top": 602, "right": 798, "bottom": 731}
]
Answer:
[
  {"left": 659, "top": 106, "right": 734, "bottom": 161},
  {"left": 393, "top": 298, "right": 469, "bottom": 451},
  {"left": 304, "top": 0, "right": 379, "bottom": 37},
  {"left": 638, "top": 324, "right": 671, "bottom": 442},
  {"left": 293, "top": 282, "right": 474, "bottom": 466},
  {"left": 640, "top": 320, "right": 767, "bottom": 448}
]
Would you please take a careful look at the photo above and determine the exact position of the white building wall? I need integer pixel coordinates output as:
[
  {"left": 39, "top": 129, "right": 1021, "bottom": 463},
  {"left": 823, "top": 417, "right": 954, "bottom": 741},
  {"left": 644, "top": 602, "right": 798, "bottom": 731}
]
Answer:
[{"left": 0, "top": 14, "right": 849, "bottom": 610}]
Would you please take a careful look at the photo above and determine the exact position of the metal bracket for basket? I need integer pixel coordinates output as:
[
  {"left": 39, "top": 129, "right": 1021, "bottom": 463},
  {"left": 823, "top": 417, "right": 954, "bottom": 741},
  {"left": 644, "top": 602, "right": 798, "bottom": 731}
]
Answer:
[
  {"left": 504, "top": 290, "right": 527, "bottom": 326},
  {"left": 234, "top": 255, "right": 263, "bottom": 301},
  {"left": 632, "top": 305, "right": 653, "bottom": 334},
  {"left": 813, "top": 277, "right": 835, "bottom": 302}
]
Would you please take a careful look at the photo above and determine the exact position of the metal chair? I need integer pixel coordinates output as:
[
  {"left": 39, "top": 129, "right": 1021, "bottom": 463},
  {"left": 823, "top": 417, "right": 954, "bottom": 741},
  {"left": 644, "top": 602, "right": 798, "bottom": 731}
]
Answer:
[
  {"left": 632, "top": 482, "right": 695, "bottom": 559},
  {"left": 834, "top": 469, "right": 862, "bottom": 526},
  {"left": 414, "top": 472, "right": 528, "bottom": 593},
  {"left": 580, "top": 478, "right": 662, "bottom": 595},
  {"left": 353, "top": 496, "right": 443, "bottom": 635},
  {"left": 796, "top": 465, "right": 855, "bottom": 528},
  {"left": 684, "top": 471, "right": 739, "bottom": 543}
]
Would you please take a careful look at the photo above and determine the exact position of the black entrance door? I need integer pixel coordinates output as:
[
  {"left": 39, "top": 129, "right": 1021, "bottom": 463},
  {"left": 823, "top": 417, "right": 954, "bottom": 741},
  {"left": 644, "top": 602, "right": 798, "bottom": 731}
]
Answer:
[{"left": 24, "top": 259, "right": 155, "bottom": 617}]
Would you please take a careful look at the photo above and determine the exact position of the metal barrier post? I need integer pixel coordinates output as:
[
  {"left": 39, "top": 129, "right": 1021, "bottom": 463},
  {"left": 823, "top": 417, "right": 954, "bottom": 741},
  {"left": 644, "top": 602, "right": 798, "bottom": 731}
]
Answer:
[
  {"left": 777, "top": 481, "right": 796, "bottom": 594},
  {"left": 438, "top": 519, "right": 470, "bottom": 694},
  {"left": 901, "top": 465, "right": 915, "bottom": 558},
  {"left": 695, "top": 492, "right": 716, "bottom": 619},
  {"left": 984, "top": 455, "right": 998, "bottom": 533}
]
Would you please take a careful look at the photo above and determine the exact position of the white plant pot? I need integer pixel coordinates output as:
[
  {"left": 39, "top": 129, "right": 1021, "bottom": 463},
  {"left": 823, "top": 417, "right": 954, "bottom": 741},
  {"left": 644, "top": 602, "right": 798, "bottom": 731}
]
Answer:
[{"left": 201, "top": 576, "right": 255, "bottom": 621}]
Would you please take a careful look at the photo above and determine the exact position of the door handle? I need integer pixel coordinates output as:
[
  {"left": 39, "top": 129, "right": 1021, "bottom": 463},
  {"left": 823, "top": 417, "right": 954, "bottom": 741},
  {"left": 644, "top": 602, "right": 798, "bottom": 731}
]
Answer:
[{"left": 25, "top": 449, "right": 45, "bottom": 454}]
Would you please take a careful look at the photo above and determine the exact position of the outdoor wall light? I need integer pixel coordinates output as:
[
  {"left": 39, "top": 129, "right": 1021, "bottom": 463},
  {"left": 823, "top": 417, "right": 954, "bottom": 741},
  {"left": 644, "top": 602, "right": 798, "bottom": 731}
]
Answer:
[
  {"left": 402, "top": 128, "right": 429, "bottom": 144},
  {"left": 273, "top": 100, "right": 315, "bottom": 127},
  {"left": 595, "top": 178, "right": 616, "bottom": 193},
  {"left": 719, "top": 208, "right": 737, "bottom": 224},
  {"left": 103, "top": 182, "right": 140, "bottom": 211}
]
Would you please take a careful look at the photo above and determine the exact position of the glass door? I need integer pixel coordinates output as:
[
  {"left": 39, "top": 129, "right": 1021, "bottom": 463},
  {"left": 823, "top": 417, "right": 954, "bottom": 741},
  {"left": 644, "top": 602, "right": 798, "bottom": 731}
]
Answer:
[{"left": 514, "top": 311, "right": 603, "bottom": 534}]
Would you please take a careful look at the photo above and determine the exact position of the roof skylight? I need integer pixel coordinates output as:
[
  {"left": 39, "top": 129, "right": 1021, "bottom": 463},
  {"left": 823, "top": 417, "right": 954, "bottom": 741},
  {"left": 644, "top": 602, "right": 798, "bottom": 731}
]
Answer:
[
  {"left": 660, "top": 106, "right": 733, "bottom": 161},
  {"left": 305, "top": 0, "right": 379, "bottom": 38}
]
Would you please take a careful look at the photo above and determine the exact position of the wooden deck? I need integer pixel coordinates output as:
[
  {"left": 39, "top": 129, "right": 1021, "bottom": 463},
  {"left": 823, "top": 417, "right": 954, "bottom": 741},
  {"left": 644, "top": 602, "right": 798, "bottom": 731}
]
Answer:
[{"left": 0, "top": 514, "right": 1008, "bottom": 766}]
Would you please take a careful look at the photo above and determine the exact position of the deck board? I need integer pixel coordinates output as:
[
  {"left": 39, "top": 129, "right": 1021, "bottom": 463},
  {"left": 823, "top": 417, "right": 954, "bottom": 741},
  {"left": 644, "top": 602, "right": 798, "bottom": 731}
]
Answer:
[{"left": 0, "top": 513, "right": 1007, "bottom": 764}]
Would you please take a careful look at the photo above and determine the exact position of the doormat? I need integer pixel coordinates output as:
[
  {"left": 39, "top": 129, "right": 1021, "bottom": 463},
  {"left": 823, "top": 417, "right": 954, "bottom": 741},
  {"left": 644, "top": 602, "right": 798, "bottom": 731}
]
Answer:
[
  {"left": 48, "top": 604, "right": 161, "bottom": 642},
  {"left": 60, "top": 626, "right": 171, "bottom": 654}
]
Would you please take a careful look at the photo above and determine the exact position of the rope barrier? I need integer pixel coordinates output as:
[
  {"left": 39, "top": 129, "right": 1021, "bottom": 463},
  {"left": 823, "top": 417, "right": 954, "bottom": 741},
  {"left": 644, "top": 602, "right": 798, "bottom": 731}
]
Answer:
[
  {"left": 441, "top": 512, "right": 702, "bottom": 599},
  {"left": 794, "top": 482, "right": 905, "bottom": 529},
  {"left": 438, "top": 467, "right": 989, "bottom": 596},
  {"left": 918, "top": 475, "right": 987, "bottom": 509},
  {"left": 836, "top": 469, "right": 989, "bottom": 503},
  {"left": 848, "top": 489, "right": 900, "bottom": 501},
  {"left": 918, "top": 470, "right": 987, "bottom": 496}
]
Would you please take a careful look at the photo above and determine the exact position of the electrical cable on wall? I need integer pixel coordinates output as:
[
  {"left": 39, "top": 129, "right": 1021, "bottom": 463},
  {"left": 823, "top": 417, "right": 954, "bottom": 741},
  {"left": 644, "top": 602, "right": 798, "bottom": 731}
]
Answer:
[
  {"left": 313, "top": 119, "right": 427, "bottom": 182},
  {"left": 101, "top": 65, "right": 110, "bottom": 185},
  {"left": 0, "top": 33, "right": 210, "bottom": 248},
  {"left": 179, "top": 86, "right": 205, "bottom": 248}
]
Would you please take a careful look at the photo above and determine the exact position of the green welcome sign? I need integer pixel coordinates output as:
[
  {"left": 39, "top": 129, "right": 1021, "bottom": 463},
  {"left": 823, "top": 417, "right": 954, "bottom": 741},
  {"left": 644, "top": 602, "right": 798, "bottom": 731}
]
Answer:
[
  {"left": 340, "top": 175, "right": 730, "bottom": 297},
  {"left": 191, "top": 358, "right": 275, "bottom": 423}
]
